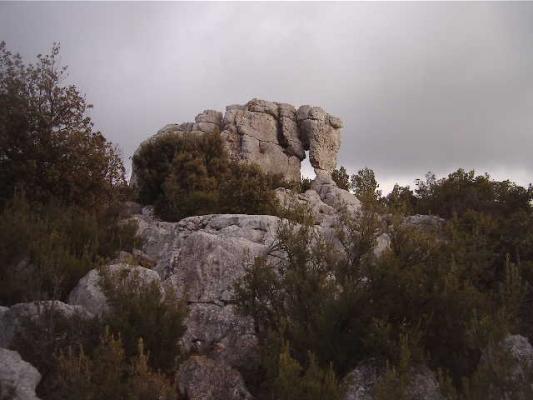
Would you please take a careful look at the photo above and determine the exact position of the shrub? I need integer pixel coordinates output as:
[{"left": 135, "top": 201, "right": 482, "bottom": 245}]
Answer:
[
  {"left": 133, "top": 131, "right": 280, "bottom": 221},
  {"left": 10, "top": 304, "right": 101, "bottom": 398},
  {"left": 332, "top": 166, "right": 350, "bottom": 191},
  {"left": 236, "top": 198, "right": 529, "bottom": 395},
  {"left": 100, "top": 267, "right": 187, "bottom": 374},
  {"left": 11, "top": 269, "right": 186, "bottom": 399},
  {"left": 0, "top": 42, "right": 126, "bottom": 209},
  {"left": 53, "top": 331, "right": 176, "bottom": 400},
  {"left": 0, "top": 193, "right": 139, "bottom": 305}
]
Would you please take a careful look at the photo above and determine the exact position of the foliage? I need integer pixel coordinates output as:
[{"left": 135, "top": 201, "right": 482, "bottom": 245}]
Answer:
[
  {"left": 332, "top": 166, "right": 350, "bottom": 191},
  {"left": 10, "top": 269, "right": 186, "bottom": 399},
  {"left": 133, "top": 131, "right": 280, "bottom": 221},
  {"left": 100, "top": 268, "right": 187, "bottom": 374},
  {"left": 272, "top": 342, "right": 341, "bottom": 400},
  {"left": 461, "top": 338, "right": 533, "bottom": 400},
  {"left": 414, "top": 169, "right": 532, "bottom": 219},
  {"left": 53, "top": 331, "right": 176, "bottom": 400},
  {"left": 384, "top": 184, "right": 417, "bottom": 215},
  {"left": 350, "top": 167, "right": 382, "bottom": 207},
  {"left": 236, "top": 190, "right": 531, "bottom": 396},
  {"left": 0, "top": 42, "right": 125, "bottom": 209},
  {"left": 0, "top": 193, "right": 139, "bottom": 305},
  {"left": 300, "top": 177, "right": 313, "bottom": 193},
  {"left": 10, "top": 304, "right": 101, "bottom": 397}
]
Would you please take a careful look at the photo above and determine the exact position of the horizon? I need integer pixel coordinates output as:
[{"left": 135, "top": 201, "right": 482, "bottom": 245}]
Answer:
[{"left": 1, "top": 2, "right": 532, "bottom": 193}]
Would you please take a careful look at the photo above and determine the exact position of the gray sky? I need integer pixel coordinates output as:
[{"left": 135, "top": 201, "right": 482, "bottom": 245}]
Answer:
[{"left": 1, "top": 2, "right": 532, "bottom": 192}]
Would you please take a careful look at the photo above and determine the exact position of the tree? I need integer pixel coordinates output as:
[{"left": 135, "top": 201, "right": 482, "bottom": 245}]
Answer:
[
  {"left": 350, "top": 167, "right": 382, "bottom": 207},
  {"left": 0, "top": 42, "right": 125, "bottom": 209},
  {"left": 331, "top": 166, "right": 350, "bottom": 191},
  {"left": 385, "top": 184, "right": 416, "bottom": 215}
]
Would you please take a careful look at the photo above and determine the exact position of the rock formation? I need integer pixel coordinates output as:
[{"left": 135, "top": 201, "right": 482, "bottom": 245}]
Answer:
[
  {"left": 342, "top": 360, "right": 443, "bottom": 400},
  {"left": 133, "top": 98, "right": 343, "bottom": 183},
  {"left": 0, "top": 348, "right": 41, "bottom": 400}
]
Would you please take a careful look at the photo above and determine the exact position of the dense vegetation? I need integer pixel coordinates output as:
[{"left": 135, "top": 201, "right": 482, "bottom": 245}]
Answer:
[
  {"left": 3, "top": 41, "right": 533, "bottom": 399},
  {"left": 1, "top": 43, "right": 185, "bottom": 400},
  {"left": 11, "top": 271, "right": 185, "bottom": 400},
  {"left": 132, "top": 131, "right": 282, "bottom": 221},
  {"left": 237, "top": 167, "right": 533, "bottom": 399}
]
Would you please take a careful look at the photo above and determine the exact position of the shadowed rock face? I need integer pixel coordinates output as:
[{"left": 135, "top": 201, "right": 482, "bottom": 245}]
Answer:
[{"left": 133, "top": 98, "right": 342, "bottom": 183}]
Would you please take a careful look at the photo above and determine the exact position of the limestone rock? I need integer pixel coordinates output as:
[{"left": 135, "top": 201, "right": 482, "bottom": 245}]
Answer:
[
  {"left": 403, "top": 214, "right": 445, "bottom": 232},
  {"left": 374, "top": 233, "right": 391, "bottom": 258},
  {"left": 181, "top": 303, "right": 258, "bottom": 371},
  {"left": 297, "top": 104, "right": 342, "bottom": 175},
  {"left": 480, "top": 334, "right": 533, "bottom": 389},
  {"left": 133, "top": 213, "right": 280, "bottom": 303},
  {"left": 0, "top": 301, "right": 90, "bottom": 349},
  {"left": 132, "top": 98, "right": 344, "bottom": 184},
  {"left": 342, "top": 361, "right": 443, "bottom": 400},
  {"left": 275, "top": 187, "right": 337, "bottom": 228},
  {"left": 0, "top": 348, "right": 41, "bottom": 400},
  {"left": 342, "top": 361, "right": 380, "bottom": 400},
  {"left": 501, "top": 335, "right": 533, "bottom": 367},
  {"left": 131, "top": 212, "right": 281, "bottom": 380},
  {"left": 177, "top": 356, "right": 253, "bottom": 400},
  {"left": 311, "top": 176, "right": 361, "bottom": 215},
  {"left": 68, "top": 263, "right": 163, "bottom": 317}
]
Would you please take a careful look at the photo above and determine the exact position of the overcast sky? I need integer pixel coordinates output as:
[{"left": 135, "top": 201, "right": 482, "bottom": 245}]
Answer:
[{"left": 1, "top": 2, "right": 532, "bottom": 192}]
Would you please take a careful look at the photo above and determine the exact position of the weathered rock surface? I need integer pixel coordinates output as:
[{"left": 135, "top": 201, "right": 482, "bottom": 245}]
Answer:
[
  {"left": 0, "top": 348, "right": 41, "bottom": 400},
  {"left": 403, "top": 214, "right": 445, "bottom": 233},
  {"left": 181, "top": 303, "right": 258, "bottom": 372},
  {"left": 133, "top": 98, "right": 343, "bottom": 183},
  {"left": 479, "top": 334, "right": 533, "bottom": 387},
  {"left": 133, "top": 213, "right": 281, "bottom": 302},
  {"left": 177, "top": 356, "right": 253, "bottom": 400},
  {"left": 68, "top": 263, "right": 163, "bottom": 317},
  {"left": 132, "top": 211, "right": 280, "bottom": 375},
  {"left": 342, "top": 361, "right": 443, "bottom": 400},
  {"left": 0, "top": 301, "right": 90, "bottom": 349}
]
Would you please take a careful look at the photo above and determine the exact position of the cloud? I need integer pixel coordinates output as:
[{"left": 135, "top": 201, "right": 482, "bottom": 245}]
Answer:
[{"left": 1, "top": 2, "right": 532, "bottom": 192}]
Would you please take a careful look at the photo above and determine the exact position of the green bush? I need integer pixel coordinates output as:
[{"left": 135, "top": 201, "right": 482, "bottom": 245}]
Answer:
[
  {"left": 0, "top": 42, "right": 126, "bottom": 209},
  {"left": 53, "top": 331, "right": 176, "bottom": 400},
  {"left": 10, "top": 304, "right": 101, "bottom": 398},
  {"left": 0, "top": 193, "right": 139, "bottom": 305},
  {"left": 100, "top": 267, "right": 187, "bottom": 374},
  {"left": 132, "top": 131, "right": 280, "bottom": 221},
  {"left": 11, "top": 269, "right": 186, "bottom": 399},
  {"left": 236, "top": 200, "right": 529, "bottom": 396}
]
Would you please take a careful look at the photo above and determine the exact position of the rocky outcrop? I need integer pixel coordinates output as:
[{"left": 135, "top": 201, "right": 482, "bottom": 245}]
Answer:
[
  {"left": 403, "top": 214, "right": 445, "bottom": 233},
  {"left": 0, "top": 301, "right": 90, "bottom": 349},
  {"left": 68, "top": 263, "right": 163, "bottom": 317},
  {"left": 133, "top": 98, "right": 343, "bottom": 183},
  {"left": 342, "top": 361, "right": 443, "bottom": 400},
  {"left": 0, "top": 348, "right": 41, "bottom": 400},
  {"left": 479, "top": 334, "right": 533, "bottom": 391},
  {"left": 132, "top": 211, "right": 279, "bottom": 375},
  {"left": 177, "top": 356, "right": 253, "bottom": 400}
]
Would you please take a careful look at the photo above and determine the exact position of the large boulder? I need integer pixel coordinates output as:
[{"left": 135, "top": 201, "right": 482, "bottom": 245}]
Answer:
[
  {"left": 177, "top": 356, "right": 253, "bottom": 400},
  {"left": 67, "top": 263, "right": 164, "bottom": 317},
  {"left": 0, "top": 348, "right": 41, "bottom": 400},
  {"left": 0, "top": 301, "right": 90, "bottom": 349},
  {"left": 479, "top": 334, "right": 533, "bottom": 392},
  {"left": 296, "top": 104, "right": 342, "bottom": 177},
  {"left": 132, "top": 98, "right": 343, "bottom": 184},
  {"left": 133, "top": 213, "right": 281, "bottom": 303},
  {"left": 342, "top": 361, "right": 443, "bottom": 400},
  {"left": 130, "top": 212, "right": 284, "bottom": 394}
]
